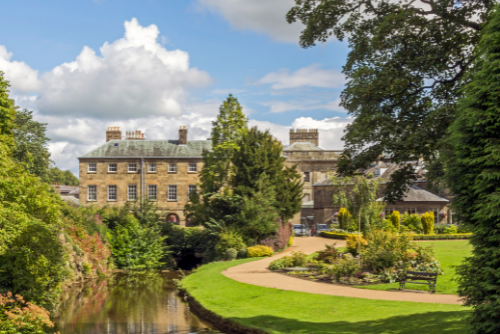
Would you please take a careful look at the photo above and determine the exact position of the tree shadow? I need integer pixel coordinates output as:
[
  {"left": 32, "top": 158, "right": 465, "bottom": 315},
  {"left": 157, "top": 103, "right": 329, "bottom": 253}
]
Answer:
[{"left": 229, "top": 310, "right": 469, "bottom": 334}]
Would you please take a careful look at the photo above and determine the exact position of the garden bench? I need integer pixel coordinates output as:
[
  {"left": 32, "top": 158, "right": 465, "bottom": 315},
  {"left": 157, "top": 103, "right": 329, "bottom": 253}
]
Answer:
[{"left": 398, "top": 271, "right": 438, "bottom": 293}]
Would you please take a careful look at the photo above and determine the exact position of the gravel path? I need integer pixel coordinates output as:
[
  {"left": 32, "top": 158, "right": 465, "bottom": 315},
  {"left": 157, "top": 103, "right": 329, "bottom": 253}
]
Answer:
[{"left": 223, "top": 237, "right": 462, "bottom": 305}]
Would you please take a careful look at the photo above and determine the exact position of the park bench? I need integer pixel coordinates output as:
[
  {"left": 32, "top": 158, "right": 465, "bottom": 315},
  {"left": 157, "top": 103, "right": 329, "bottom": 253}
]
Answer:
[{"left": 398, "top": 271, "right": 438, "bottom": 293}]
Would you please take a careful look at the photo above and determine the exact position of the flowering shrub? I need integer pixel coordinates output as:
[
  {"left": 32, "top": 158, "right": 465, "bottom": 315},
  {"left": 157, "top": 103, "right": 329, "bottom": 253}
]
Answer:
[
  {"left": 0, "top": 292, "right": 54, "bottom": 334},
  {"left": 247, "top": 245, "right": 273, "bottom": 258},
  {"left": 67, "top": 215, "right": 112, "bottom": 276},
  {"left": 346, "top": 234, "right": 368, "bottom": 256}
]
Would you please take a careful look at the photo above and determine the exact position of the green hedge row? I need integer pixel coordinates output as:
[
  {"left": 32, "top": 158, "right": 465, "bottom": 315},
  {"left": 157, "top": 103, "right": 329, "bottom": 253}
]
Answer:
[
  {"left": 320, "top": 232, "right": 352, "bottom": 240},
  {"left": 320, "top": 231, "right": 473, "bottom": 240},
  {"left": 410, "top": 233, "right": 473, "bottom": 240}
]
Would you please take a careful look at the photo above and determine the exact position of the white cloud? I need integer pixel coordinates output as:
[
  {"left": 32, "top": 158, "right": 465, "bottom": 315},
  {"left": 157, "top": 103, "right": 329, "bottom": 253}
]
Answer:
[
  {"left": 197, "top": 0, "right": 303, "bottom": 42},
  {"left": 263, "top": 98, "right": 345, "bottom": 113},
  {"left": 4, "top": 18, "right": 212, "bottom": 120},
  {"left": 259, "top": 64, "right": 346, "bottom": 89},
  {"left": 0, "top": 46, "right": 40, "bottom": 92}
]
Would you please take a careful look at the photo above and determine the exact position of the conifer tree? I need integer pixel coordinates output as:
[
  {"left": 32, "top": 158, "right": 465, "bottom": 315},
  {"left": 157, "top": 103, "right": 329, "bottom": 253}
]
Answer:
[
  {"left": 447, "top": 7, "right": 500, "bottom": 332},
  {"left": 390, "top": 211, "right": 400, "bottom": 231}
]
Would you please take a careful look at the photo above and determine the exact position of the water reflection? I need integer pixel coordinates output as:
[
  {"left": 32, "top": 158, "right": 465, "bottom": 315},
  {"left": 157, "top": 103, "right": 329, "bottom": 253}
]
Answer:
[{"left": 56, "top": 271, "right": 220, "bottom": 334}]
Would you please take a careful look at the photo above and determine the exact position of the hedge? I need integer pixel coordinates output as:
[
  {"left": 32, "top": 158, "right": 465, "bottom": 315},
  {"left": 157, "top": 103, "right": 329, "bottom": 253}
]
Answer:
[
  {"left": 320, "top": 231, "right": 473, "bottom": 241},
  {"left": 410, "top": 233, "right": 473, "bottom": 240},
  {"left": 320, "top": 232, "right": 353, "bottom": 240}
]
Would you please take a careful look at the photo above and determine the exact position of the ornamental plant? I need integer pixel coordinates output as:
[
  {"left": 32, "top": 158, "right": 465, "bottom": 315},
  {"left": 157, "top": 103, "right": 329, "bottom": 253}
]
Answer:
[
  {"left": 421, "top": 212, "right": 434, "bottom": 235},
  {"left": 337, "top": 208, "right": 352, "bottom": 230},
  {"left": 0, "top": 292, "right": 54, "bottom": 334},
  {"left": 247, "top": 245, "right": 273, "bottom": 258},
  {"left": 390, "top": 211, "right": 401, "bottom": 231},
  {"left": 345, "top": 234, "right": 367, "bottom": 256}
]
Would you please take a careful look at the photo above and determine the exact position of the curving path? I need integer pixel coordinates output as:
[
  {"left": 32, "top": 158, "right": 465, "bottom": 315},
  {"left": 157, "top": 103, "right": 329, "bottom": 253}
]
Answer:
[{"left": 223, "top": 237, "right": 462, "bottom": 305}]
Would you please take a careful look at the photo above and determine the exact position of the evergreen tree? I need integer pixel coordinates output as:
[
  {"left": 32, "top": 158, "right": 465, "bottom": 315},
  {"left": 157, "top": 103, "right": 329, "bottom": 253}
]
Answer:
[
  {"left": 447, "top": 7, "right": 500, "bottom": 332},
  {"left": 232, "top": 127, "right": 302, "bottom": 221}
]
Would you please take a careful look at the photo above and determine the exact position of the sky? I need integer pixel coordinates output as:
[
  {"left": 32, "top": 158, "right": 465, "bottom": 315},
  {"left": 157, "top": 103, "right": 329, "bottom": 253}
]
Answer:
[{"left": 0, "top": 0, "right": 352, "bottom": 175}]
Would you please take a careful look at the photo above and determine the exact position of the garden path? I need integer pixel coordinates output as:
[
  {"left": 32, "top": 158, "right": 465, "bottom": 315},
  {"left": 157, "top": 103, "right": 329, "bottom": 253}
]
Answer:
[{"left": 223, "top": 237, "right": 462, "bottom": 304}]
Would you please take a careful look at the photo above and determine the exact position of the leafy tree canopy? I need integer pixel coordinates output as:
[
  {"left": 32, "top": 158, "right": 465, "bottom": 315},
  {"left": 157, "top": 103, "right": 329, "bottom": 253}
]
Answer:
[
  {"left": 446, "top": 6, "right": 500, "bottom": 332},
  {"left": 287, "top": 0, "right": 493, "bottom": 201}
]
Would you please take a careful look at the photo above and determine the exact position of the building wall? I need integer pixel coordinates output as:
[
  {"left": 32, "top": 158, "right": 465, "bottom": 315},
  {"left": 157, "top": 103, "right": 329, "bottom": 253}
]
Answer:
[{"left": 79, "top": 158, "right": 202, "bottom": 226}]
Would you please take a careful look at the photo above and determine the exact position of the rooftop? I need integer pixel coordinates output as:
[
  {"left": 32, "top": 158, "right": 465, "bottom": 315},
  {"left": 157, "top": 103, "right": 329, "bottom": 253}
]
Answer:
[
  {"left": 283, "top": 142, "right": 323, "bottom": 152},
  {"left": 376, "top": 185, "right": 449, "bottom": 203},
  {"left": 80, "top": 140, "right": 212, "bottom": 159}
]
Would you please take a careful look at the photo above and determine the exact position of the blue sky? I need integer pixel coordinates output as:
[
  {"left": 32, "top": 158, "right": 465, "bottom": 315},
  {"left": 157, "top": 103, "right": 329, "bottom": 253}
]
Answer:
[{"left": 0, "top": 0, "right": 352, "bottom": 174}]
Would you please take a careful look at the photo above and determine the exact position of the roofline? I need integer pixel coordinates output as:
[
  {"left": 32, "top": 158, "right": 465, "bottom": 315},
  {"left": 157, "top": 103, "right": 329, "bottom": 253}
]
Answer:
[{"left": 78, "top": 156, "right": 203, "bottom": 159}]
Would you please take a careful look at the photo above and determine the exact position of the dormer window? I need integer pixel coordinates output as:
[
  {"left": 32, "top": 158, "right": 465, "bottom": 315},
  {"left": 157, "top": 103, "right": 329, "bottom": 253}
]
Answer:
[{"left": 374, "top": 169, "right": 381, "bottom": 177}]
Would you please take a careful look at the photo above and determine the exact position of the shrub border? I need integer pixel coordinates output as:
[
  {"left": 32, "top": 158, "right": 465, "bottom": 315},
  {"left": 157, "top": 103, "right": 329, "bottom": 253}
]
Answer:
[{"left": 320, "top": 231, "right": 472, "bottom": 240}]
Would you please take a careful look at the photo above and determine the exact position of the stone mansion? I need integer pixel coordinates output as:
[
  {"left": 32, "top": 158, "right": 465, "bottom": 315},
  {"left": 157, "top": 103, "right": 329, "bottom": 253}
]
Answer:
[{"left": 79, "top": 126, "right": 341, "bottom": 226}]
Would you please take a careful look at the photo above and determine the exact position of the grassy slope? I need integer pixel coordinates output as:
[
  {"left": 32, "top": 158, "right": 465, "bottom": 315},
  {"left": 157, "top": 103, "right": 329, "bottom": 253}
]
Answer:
[
  {"left": 355, "top": 240, "right": 472, "bottom": 294},
  {"left": 183, "top": 258, "right": 469, "bottom": 334}
]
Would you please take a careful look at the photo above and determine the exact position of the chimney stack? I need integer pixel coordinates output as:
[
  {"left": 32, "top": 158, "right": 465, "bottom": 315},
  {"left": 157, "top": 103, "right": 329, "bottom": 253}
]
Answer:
[
  {"left": 179, "top": 126, "right": 187, "bottom": 145},
  {"left": 289, "top": 129, "right": 319, "bottom": 146},
  {"left": 125, "top": 130, "right": 145, "bottom": 140},
  {"left": 106, "top": 126, "right": 122, "bottom": 142}
]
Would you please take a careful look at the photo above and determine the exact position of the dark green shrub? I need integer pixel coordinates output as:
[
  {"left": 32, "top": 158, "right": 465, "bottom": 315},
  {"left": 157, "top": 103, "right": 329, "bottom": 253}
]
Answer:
[
  {"left": 313, "top": 244, "right": 339, "bottom": 264},
  {"left": 237, "top": 247, "right": 247, "bottom": 259},
  {"left": 225, "top": 248, "right": 237, "bottom": 260},
  {"left": 327, "top": 258, "right": 360, "bottom": 280}
]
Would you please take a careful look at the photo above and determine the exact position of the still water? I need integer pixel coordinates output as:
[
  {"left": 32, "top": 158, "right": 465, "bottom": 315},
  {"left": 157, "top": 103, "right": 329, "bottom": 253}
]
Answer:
[{"left": 55, "top": 272, "right": 222, "bottom": 334}]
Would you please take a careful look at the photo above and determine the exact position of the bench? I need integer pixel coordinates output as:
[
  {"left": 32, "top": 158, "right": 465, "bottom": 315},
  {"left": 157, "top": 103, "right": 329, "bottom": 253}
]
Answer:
[{"left": 398, "top": 271, "right": 438, "bottom": 293}]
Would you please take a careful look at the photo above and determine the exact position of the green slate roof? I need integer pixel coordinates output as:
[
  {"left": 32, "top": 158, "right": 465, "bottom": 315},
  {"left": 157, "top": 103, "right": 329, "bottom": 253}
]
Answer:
[{"left": 80, "top": 140, "right": 212, "bottom": 158}]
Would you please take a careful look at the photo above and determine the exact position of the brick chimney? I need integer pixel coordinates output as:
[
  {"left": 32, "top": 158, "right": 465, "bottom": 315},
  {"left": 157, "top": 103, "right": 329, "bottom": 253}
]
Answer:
[
  {"left": 289, "top": 129, "right": 319, "bottom": 146},
  {"left": 179, "top": 126, "right": 187, "bottom": 145},
  {"left": 106, "top": 127, "right": 122, "bottom": 142},
  {"left": 125, "top": 130, "right": 145, "bottom": 140}
]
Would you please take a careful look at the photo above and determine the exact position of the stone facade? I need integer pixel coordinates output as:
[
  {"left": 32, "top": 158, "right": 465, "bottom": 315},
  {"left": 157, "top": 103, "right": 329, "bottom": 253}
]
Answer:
[{"left": 80, "top": 126, "right": 340, "bottom": 226}]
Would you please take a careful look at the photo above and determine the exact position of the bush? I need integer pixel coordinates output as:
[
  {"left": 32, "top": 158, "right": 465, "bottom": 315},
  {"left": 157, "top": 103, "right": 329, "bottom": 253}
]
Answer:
[
  {"left": 291, "top": 251, "right": 308, "bottom": 267},
  {"left": 434, "top": 223, "right": 448, "bottom": 234},
  {"left": 225, "top": 248, "right": 237, "bottom": 260},
  {"left": 247, "top": 245, "right": 273, "bottom": 258},
  {"left": 390, "top": 211, "right": 401, "bottom": 231},
  {"left": 401, "top": 213, "right": 423, "bottom": 233},
  {"left": 288, "top": 235, "right": 294, "bottom": 247},
  {"left": 362, "top": 230, "right": 413, "bottom": 272},
  {"left": 313, "top": 244, "right": 339, "bottom": 264},
  {"left": 338, "top": 208, "right": 352, "bottom": 230},
  {"left": 237, "top": 247, "right": 247, "bottom": 259},
  {"left": 259, "top": 220, "right": 293, "bottom": 251},
  {"left": 421, "top": 212, "right": 434, "bottom": 234},
  {"left": 444, "top": 225, "right": 458, "bottom": 234},
  {"left": 327, "top": 258, "right": 360, "bottom": 280},
  {"left": 346, "top": 234, "right": 368, "bottom": 256},
  {"left": 269, "top": 256, "right": 294, "bottom": 270},
  {"left": 0, "top": 293, "right": 54, "bottom": 334},
  {"left": 215, "top": 230, "right": 246, "bottom": 257}
]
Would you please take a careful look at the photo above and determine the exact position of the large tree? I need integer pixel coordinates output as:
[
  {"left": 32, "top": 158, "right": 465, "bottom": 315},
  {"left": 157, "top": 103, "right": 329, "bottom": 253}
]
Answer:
[
  {"left": 446, "top": 7, "right": 500, "bottom": 333},
  {"left": 287, "top": 0, "right": 492, "bottom": 201}
]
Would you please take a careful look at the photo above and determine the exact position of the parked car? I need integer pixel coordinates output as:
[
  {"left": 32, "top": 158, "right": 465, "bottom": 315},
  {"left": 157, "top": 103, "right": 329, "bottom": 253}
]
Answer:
[
  {"left": 316, "top": 224, "right": 329, "bottom": 233},
  {"left": 293, "top": 224, "right": 307, "bottom": 236}
]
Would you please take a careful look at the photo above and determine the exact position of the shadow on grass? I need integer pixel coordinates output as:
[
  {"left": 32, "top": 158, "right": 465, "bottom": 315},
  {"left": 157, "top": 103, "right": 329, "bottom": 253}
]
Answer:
[{"left": 230, "top": 311, "right": 469, "bottom": 334}]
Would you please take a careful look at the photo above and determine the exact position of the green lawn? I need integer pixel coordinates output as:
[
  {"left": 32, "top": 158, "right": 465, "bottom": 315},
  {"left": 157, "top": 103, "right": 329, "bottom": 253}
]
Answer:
[
  {"left": 355, "top": 240, "right": 472, "bottom": 294},
  {"left": 182, "top": 258, "right": 469, "bottom": 334}
]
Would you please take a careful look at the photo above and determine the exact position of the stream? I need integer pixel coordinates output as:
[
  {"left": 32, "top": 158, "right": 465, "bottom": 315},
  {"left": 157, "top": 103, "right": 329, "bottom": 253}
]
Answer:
[{"left": 55, "top": 271, "right": 222, "bottom": 334}]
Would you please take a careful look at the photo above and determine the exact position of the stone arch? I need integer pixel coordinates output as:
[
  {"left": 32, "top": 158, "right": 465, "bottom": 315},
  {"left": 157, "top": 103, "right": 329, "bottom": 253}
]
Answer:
[{"left": 167, "top": 213, "right": 180, "bottom": 225}]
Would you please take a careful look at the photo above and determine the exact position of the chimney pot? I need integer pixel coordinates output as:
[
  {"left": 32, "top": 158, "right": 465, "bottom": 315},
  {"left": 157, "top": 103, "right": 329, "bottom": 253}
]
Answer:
[{"left": 179, "top": 125, "right": 188, "bottom": 145}]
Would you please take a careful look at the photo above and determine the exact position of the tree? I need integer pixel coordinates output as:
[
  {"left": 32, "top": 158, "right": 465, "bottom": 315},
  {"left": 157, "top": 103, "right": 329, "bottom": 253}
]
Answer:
[
  {"left": 286, "top": 0, "right": 493, "bottom": 201},
  {"left": 420, "top": 212, "right": 434, "bottom": 235},
  {"left": 12, "top": 109, "right": 51, "bottom": 179},
  {"left": 390, "top": 211, "right": 401, "bottom": 231},
  {"left": 231, "top": 127, "right": 303, "bottom": 221},
  {"left": 446, "top": 7, "right": 500, "bottom": 332},
  {"left": 0, "top": 71, "right": 16, "bottom": 150}
]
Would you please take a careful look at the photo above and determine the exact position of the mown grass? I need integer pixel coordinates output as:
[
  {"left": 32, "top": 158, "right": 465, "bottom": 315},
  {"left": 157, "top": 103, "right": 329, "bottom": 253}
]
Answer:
[
  {"left": 355, "top": 240, "right": 472, "bottom": 294},
  {"left": 182, "top": 258, "right": 469, "bottom": 334}
]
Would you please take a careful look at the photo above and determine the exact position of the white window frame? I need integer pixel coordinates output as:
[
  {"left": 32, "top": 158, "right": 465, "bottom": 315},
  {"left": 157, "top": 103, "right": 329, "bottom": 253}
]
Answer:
[
  {"left": 304, "top": 172, "right": 310, "bottom": 182},
  {"left": 188, "top": 185, "right": 197, "bottom": 195},
  {"left": 168, "top": 185, "right": 177, "bottom": 201},
  {"left": 148, "top": 185, "right": 157, "bottom": 200},
  {"left": 88, "top": 163, "right": 97, "bottom": 172},
  {"left": 148, "top": 163, "right": 157, "bottom": 173},
  {"left": 108, "top": 163, "right": 117, "bottom": 172},
  {"left": 128, "top": 164, "right": 137, "bottom": 173},
  {"left": 108, "top": 185, "right": 117, "bottom": 201},
  {"left": 128, "top": 185, "right": 137, "bottom": 201},
  {"left": 88, "top": 185, "right": 97, "bottom": 201},
  {"left": 168, "top": 163, "right": 177, "bottom": 173},
  {"left": 188, "top": 163, "right": 197, "bottom": 173}
]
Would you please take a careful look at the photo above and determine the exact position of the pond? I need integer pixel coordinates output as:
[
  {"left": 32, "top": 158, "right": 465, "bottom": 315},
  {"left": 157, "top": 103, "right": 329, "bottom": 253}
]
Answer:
[{"left": 55, "top": 271, "right": 222, "bottom": 334}]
